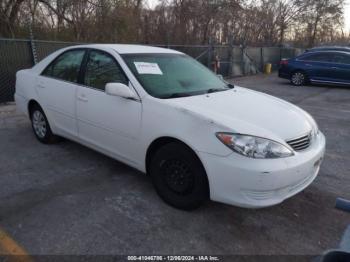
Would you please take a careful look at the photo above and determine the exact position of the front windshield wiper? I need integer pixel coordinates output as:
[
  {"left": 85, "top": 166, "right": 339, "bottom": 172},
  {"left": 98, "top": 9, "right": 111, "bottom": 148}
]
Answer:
[
  {"left": 161, "top": 92, "right": 193, "bottom": 99},
  {"left": 206, "top": 83, "right": 235, "bottom": 94},
  {"left": 206, "top": 87, "right": 231, "bottom": 94},
  {"left": 162, "top": 85, "right": 234, "bottom": 98}
]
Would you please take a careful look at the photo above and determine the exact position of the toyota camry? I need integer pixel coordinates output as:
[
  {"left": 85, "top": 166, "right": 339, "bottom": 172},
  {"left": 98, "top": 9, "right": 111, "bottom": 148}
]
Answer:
[{"left": 15, "top": 44, "right": 326, "bottom": 210}]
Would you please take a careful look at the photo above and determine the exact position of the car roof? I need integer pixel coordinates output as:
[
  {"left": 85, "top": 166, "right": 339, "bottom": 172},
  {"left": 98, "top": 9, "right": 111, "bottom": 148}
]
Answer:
[
  {"left": 306, "top": 46, "right": 350, "bottom": 52},
  {"left": 300, "top": 50, "right": 350, "bottom": 56},
  {"left": 30, "top": 44, "right": 184, "bottom": 74},
  {"left": 71, "top": 44, "right": 183, "bottom": 54}
]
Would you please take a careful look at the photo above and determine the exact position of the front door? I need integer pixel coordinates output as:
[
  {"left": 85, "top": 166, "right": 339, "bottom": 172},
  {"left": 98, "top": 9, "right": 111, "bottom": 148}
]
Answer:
[{"left": 76, "top": 49, "right": 142, "bottom": 164}]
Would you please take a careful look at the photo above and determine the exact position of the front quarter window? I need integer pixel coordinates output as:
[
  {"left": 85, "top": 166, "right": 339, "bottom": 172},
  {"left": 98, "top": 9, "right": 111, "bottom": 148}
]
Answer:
[{"left": 122, "top": 53, "right": 230, "bottom": 98}]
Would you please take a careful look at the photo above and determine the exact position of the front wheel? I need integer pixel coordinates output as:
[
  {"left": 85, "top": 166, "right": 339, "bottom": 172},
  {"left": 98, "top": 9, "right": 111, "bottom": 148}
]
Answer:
[
  {"left": 291, "top": 71, "right": 307, "bottom": 86},
  {"left": 150, "top": 142, "right": 209, "bottom": 210}
]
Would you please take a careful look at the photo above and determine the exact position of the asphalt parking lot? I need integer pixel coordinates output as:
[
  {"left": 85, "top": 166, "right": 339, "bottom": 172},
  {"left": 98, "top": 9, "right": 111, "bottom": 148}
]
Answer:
[{"left": 0, "top": 73, "right": 349, "bottom": 257}]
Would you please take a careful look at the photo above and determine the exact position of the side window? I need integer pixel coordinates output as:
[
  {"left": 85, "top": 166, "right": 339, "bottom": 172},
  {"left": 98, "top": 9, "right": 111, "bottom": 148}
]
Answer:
[
  {"left": 302, "top": 53, "right": 333, "bottom": 62},
  {"left": 42, "top": 50, "right": 85, "bottom": 83},
  {"left": 333, "top": 54, "right": 350, "bottom": 64},
  {"left": 84, "top": 50, "right": 128, "bottom": 91}
]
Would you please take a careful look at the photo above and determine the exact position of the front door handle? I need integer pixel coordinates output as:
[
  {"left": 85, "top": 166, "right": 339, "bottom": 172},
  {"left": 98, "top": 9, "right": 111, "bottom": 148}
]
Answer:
[
  {"left": 77, "top": 95, "right": 88, "bottom": 102},
  {"left": 331, "top": 67, "right": 338, "bottom": 69}
]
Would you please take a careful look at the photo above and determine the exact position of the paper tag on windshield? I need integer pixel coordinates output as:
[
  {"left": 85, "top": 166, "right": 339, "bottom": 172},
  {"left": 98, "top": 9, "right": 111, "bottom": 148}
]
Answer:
[{"left": 134, "top": 62, "right": 163, "bottom": 75}]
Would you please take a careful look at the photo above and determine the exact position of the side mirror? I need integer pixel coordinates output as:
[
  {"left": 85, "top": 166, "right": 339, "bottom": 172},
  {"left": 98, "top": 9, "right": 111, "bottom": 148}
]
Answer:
[{"left": 105, "top": 83, "right": 137, "bottom": 100}]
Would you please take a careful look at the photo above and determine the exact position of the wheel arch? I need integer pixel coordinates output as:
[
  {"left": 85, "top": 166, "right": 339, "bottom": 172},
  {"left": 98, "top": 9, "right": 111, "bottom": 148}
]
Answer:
[
  {"left": 27, "top": 99, "right": 42, "bottom": 119},
  {"left": 290, "top": 68, "right": 309, "bottom": 79},
  {"left": 291, "top": 68, "right": 306, "bottom": 74},
  {"left": 27, "top": 100, "right": 54, "bottom": 130},
  {"left": 145, "top": 136, "right": 207, "bottom": 176},
  {"left": 27, "top": 99, "right": 60, "bottom": 143},
  {"left": 145, "top": 136, "right": 211, "bottom": 200}
]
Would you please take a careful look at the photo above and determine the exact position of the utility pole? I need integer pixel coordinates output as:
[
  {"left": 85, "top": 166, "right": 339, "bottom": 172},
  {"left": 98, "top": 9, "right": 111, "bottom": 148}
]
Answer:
[
  {"left": 228, "top": 34, "right": 234, "bottom": 77},
  {"left": 27, "top": 16, "right": 38, "bottom": 65}
]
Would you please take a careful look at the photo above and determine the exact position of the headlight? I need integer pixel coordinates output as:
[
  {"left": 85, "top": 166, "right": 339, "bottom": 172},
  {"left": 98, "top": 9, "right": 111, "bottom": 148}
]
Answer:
[
  {"left": 311, "top": 126, "right": 318, "bottom": 141},
  {"left": 311, "top": 122, "right": 319, "bottom": 138},
  {"left": 216, "top": 133, "right": 294, "bottom": 159}
]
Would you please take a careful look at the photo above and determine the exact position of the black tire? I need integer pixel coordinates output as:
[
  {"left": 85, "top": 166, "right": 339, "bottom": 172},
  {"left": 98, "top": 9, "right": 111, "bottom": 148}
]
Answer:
[
  {"left": 149, "top": 142, "right": 209, "bottom": 210},
  {"left": 29, "top": 104, "right": 60, "bottom": 144},
  {"left": 290, "top": 71, "right": 307, "bottom": 86}
]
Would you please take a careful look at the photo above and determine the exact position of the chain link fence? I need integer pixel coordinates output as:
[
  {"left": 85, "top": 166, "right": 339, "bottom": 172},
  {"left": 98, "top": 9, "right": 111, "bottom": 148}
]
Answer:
[
  {"left": 0, "top": 39, "right": 33, "bottom": 103},
  {"left": 0, "top": 38, "right": 304, "bottom": 103}
]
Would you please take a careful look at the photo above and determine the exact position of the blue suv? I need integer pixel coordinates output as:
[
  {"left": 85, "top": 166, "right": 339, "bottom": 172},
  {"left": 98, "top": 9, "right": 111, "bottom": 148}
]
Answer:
[{"left": 278, "top": 51, "right": 350, "bottom": 86}]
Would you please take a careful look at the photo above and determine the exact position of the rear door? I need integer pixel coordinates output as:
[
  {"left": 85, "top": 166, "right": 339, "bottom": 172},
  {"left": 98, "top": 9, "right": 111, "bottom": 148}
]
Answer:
[
  {"left": 331, "top": 53, "right": 350, "bottom": 84},
  {"left": 38, "top": 49, "right": 86, "bottom": 137},
  {"left": 298, "top": 52, "right": 336, "bottom": 82}
]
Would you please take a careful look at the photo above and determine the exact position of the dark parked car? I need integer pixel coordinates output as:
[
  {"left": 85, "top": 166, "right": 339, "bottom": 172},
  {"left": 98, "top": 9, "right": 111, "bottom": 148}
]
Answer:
[{"left": 278, "top": 51, "right": 350, "bottom": 86}]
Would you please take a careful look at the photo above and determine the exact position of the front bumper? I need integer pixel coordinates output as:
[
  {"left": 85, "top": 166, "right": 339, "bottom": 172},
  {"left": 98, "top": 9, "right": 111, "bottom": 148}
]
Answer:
[{"left": 198, "top": 132, "right": 326, "bottom": 208}]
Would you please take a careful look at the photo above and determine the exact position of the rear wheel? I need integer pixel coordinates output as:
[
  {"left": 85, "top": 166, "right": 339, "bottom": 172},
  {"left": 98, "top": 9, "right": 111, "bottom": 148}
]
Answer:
[
  {"left": 149, "top": 142, "right": 209, "bottom": 210},
  {"left": 291, "top": 71, "right": 307, "bottom": 86},
  {"left": 30, "top": 104, "right": 60, "bottom": 144}
]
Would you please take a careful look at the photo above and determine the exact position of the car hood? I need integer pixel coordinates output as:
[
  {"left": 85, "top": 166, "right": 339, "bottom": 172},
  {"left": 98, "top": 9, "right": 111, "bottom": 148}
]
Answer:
[{"left": 166, "top": 86, "right": 315, "bottom": 143}]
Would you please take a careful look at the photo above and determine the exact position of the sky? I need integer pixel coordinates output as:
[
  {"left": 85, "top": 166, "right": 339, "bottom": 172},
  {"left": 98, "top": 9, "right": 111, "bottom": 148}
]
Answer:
[
  {"left": 146, "top": 0, "right": 159, "bottom": 8},
  {"left": 147, "top": 0, "right": 350, "bottom": 33}
]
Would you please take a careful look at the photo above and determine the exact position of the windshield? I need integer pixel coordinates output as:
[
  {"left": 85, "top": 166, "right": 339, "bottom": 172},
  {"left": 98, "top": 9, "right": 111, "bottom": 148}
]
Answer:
[{"left": 122, "top": 53, "right": 232, "bottom": 98}]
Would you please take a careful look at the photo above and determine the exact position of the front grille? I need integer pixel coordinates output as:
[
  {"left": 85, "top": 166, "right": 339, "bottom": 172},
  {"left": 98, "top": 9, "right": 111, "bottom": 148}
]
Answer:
[{"left": 286, "top": 133, "right": 311, "bottom": 151}]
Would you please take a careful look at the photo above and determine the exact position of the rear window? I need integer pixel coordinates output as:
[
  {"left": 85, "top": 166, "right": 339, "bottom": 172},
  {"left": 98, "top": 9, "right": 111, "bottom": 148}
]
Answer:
[
  {"left": 332, "top": 54, "right": 350, "bottom": 64},
  {"left": 42, "top": 49, "right": 85, "bottom": 83},
  {"left": 300, "top": 53, "right": 333, "bottom": 62}
]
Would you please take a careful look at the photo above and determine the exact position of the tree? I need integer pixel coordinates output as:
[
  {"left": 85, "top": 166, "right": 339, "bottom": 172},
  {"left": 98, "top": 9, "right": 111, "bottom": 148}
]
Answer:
[
  {"left": 0, "top": 0, "right": 25, "bottom": 37},
  {"left": 300, "top": 0, "right": 345, "bottom": 47},
  {"left": 0, "top": 0, "right": 348, "bottom": 47}
]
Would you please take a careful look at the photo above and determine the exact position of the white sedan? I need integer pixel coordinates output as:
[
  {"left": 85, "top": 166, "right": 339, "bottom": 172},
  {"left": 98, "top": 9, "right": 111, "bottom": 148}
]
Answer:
[{"left": 15, "top": 44, "right": 326, "bottom": 210}]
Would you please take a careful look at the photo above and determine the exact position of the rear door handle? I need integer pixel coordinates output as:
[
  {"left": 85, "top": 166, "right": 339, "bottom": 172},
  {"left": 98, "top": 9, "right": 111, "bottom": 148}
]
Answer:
[
  {"left": 77, "top": 95, "right": 88, "bottom": 102},
  {"left": 331, "top": 67, "right": 338, "bottom": 69}
]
